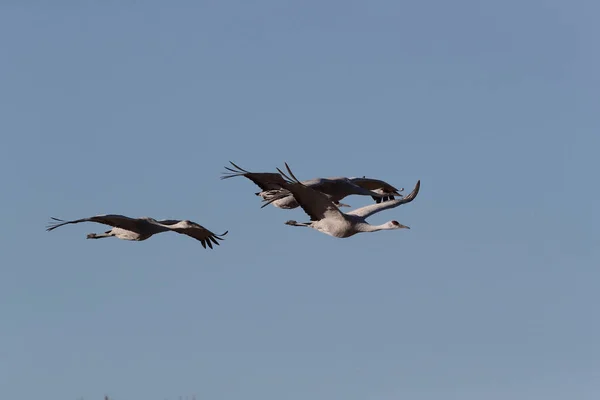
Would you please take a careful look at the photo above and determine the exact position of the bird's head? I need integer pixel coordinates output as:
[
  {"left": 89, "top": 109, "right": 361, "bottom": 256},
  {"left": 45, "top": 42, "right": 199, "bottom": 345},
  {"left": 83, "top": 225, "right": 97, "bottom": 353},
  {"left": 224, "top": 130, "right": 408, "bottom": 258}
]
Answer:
[{"left": 388, "top": 220, "right": 410, "bottom": 230}]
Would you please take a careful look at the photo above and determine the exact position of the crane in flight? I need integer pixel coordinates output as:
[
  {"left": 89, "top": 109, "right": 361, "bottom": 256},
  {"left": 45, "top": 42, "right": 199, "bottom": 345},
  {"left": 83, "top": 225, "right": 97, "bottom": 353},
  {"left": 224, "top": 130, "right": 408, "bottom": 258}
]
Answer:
[
  {"left": 273, "top": 163, "right": 420, "bottom": 238},
  {"left": 221, "top": 161, "right": 403, "bottom": 209},
  {"left": 46, "top": 214, "right": 228, "bottom": 249}
]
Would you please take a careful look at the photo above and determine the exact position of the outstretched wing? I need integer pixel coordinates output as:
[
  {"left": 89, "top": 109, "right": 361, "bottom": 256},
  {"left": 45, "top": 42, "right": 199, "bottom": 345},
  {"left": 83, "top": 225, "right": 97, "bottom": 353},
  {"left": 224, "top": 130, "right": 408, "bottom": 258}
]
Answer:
[
  {"left": 220, "top": 161, "right": 287, "bottom": 191},
  {"left": 311, "top": 178, "right": 391, "bottom": 201},
  {"left": 46, "top": 214, "right": 142, "bottom": 232},
  {"left": 276, "top": 163, "right": 345, "bottom": 222},
  {"left": 346, "top": 180, "right": 421, "bottom": 219},
  {"left": 176, "top": 224, "right": 229, "bottom": 249},
  {"left": 350, "top": 177, "right": 402, "bottom": 193},
  {"left": 350, "top": 177, "right": 404, "bottom": 202}
]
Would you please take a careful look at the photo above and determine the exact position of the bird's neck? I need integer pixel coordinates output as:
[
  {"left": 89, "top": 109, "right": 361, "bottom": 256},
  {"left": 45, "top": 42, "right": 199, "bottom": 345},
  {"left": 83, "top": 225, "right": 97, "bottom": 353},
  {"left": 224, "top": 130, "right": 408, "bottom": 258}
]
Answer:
[{"left": 355, "top": 222, "right": 390, "bottom": 233}]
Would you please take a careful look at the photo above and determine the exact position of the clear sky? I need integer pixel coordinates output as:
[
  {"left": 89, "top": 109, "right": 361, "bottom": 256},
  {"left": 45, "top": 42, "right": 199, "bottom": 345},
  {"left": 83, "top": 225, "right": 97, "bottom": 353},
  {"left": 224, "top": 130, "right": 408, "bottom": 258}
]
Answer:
[{"left": 1, "top": 1, "right": 598, "bottom": 399}]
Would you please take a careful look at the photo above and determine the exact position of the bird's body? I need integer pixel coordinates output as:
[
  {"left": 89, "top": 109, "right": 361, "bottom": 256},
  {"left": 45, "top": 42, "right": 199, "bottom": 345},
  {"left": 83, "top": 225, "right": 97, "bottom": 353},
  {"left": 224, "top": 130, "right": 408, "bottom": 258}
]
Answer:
[
  {"left": 306, "top": 214, "right": 358, "bottom": 238},
  {"left": 275, "top": 163, "right": 421, "bottom": 238},
  {"left": 90, "top": 226, "right": 152, "bottom": 241},
  {"left": 46, "top": 214, "right": 228, "bottom": 249},
  {"left": 221, "top": 161, "right": 404, "bottom": 209}
]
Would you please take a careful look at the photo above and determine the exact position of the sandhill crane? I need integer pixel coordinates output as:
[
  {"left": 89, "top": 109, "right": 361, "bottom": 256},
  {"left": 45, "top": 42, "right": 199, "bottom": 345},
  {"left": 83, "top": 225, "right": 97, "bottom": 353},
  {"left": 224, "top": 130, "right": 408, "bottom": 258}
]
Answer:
[
  {"left": 221, "top": 161, "right": 403, "bottom": 209},
  {"left": 46, "top": 214, "right": 228, "bottom": 249},
  {"left": 274, "top": 163, "right": 421, "bottom": 238}
]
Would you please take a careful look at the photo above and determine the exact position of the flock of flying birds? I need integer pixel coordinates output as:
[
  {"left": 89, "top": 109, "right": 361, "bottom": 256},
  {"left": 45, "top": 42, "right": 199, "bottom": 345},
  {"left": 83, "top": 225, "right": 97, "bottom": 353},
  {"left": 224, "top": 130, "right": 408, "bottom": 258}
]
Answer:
[{"left": 46, "top": 162, "right": 421, "bottom": 249}]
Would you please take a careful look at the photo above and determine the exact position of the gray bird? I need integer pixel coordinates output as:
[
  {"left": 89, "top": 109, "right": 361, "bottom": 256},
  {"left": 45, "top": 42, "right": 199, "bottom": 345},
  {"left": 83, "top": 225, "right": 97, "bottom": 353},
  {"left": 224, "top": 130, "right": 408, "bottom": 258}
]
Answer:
[
  {"left": 221, "top": 161, "right": 404, "bottom": 209},
  {"left": 46, "top": 214, "right": 228, "bottom": 249},
  {"left": 274, "top": 163, "right": 420, "bottom": 238}
]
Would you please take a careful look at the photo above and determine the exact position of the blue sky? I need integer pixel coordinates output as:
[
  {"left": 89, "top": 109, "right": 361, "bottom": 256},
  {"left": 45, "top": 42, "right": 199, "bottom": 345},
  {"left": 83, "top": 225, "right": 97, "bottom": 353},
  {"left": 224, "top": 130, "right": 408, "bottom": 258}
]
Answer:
[{"left": 1, "top": 1, "right": 598, "bottom": 399}]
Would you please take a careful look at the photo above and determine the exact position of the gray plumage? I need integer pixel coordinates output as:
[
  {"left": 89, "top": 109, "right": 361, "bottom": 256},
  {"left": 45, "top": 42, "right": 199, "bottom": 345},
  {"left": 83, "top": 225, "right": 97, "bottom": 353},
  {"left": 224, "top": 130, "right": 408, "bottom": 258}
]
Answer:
[
  {"left": 275, "top": 163, "right": 421, "bottom": 238},
  {"left": 46, "top": 214, "right": 228, "bottom": 249},
  {"left": 221, "top": 161, "right": 404, "bottom": 209}
]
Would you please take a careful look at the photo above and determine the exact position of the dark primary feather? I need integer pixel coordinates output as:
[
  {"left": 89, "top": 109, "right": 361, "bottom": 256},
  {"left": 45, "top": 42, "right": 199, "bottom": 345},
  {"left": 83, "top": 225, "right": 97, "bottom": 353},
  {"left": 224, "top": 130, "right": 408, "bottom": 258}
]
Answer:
[
  {"left": 220, "top": 161, "right": 287, "bottom": 192},
  {"left": 167, "top": 224, "right": 228, "bottom": 249}
]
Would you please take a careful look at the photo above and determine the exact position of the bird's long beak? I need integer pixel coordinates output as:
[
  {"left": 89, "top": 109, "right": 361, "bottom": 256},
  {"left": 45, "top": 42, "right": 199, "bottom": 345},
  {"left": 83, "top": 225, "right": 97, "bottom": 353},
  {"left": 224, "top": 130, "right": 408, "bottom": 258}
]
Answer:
[
  {"left": 337, "top": 202, "right": 351, "bottom": 207},
  {"left": 400, "top": 224, "right": 410, "bottom": 229}
]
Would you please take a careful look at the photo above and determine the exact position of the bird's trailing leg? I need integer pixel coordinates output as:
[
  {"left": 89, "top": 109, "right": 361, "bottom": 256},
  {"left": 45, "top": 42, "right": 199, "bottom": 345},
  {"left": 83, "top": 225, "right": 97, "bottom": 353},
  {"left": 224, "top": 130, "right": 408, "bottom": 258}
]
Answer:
[
  {"left": 285, "top": 220, "right": 311, "bottom": 227},
  {"left": 335, "top": 202, "right": 351, "bottom": 208},
  {"left": 87, "top": 230, "right": 114, "bottom": 239},
  {"left": 372, "top": 194, "right": 400, "bottom": 203},
  {"left": 370, "top": 187, "right": 404, "bottom": 204}
]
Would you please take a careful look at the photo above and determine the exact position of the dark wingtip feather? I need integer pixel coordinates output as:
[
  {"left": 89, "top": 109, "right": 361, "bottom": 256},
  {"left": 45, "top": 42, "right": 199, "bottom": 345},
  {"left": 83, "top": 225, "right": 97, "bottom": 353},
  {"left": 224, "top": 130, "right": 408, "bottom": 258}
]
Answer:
[
  {"left": 284, "top": 162, "right": 301, "bottom": 183},
  {"left": 276, "top": 166, "right": 295, "bottom": 184},
  {"left": 229, "top": 161, "right": 250, "bottom": 173},
  {"left": 46, "top": 217, "right": 65, "bottom": 231},
  {"left": 220, "top": 162, "right": 251, "bottom": 180},
  {"left": 404, "top": 180, "right": 421, "bottom": 201},
  {"left": 223, "top": 166, "right": 242, "bottom": 174}
]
